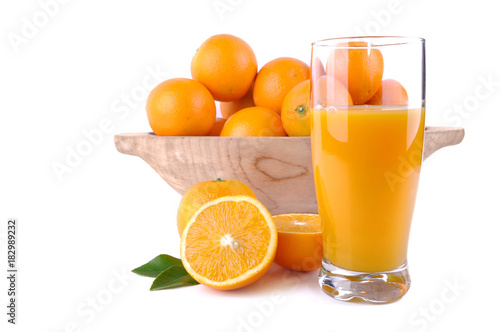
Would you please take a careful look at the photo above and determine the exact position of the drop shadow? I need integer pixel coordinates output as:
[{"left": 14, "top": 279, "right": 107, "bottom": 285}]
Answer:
[
  {"left": 197, "top": 264, "right": 321, "bottom": 298},
  {"left": 197, "top": 264, "right": 409, "bottom": 307}
]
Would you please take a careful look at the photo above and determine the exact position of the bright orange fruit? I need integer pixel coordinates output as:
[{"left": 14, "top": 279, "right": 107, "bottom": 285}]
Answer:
[
  {"left": 326, "top": 42, "right": 384, "bottom": 105},
  {"left": 281, "top": 80, "right": 311, "bottom": 136},
  {"left": 176, "top": 178, "right": 255, "bottom": 236},
  {"left": 311, "top": 56, "right": 326, "bottom": 83},
  {"left": 312, "top": 75, "right": 353, "bottom": 107},
  {"left": 273, "top": 214, "right": 322, "bottom": 272},
  {"left": 208, "top": 117, "right": 227, "bottom": 136},
  {"left": 367, "top": 79, "right": 409, "bottom": 106},
  {"left": 146, "top": 78, "right": 216, "bottom": 136},
  {"left": 191, "top": 34, "right": 257, "bottom": 102},
  {"left": 220, "top": 83, "right": 255, "bottom": 119},
  {"left": 253, "top": 57, "right": 310, "bottom": 114},
  {"left": 220, "top": 106, "right": 287, "bottom": 137},
  {"left": 180, "top": 195, "right": 278, "bottom": 290}
]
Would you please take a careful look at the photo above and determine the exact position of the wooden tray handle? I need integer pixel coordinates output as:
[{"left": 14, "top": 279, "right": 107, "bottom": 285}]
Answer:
[
  {"left": 115, "top": 132, "right": 144, "bottom": 156},
  {"left": 423, "top": 126, "right": 465, "bottom": 161}
]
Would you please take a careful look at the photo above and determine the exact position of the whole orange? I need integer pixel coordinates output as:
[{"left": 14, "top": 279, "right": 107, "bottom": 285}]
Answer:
[
  {"left": 208, "top": 117, "right": 227, "bottom": 136},
  {"left": 326, "top": 42, "right": 384, "bottom": 105},
  {"left": 312, "top": 56, "right": 326, "bottom": 79},
  {"left": 146, "top": 78, "right": 216, "bottom": 136},
  {"left": 367, "top": 79, "right": 408, "bottom": 106},
  {"left": 176, "top": 178, "right": 256, "bottom": 236},
  {"left": 253, "top": 57, "right": 310, "bottom": 114},
  {"left": 220, "top": 83, "right": 255, "bottom": 119},
  {"left": 191, "top": 34, "right": 257, "bottom": 102},
  {"left": 313, "top": 75, "right": 353, "bottom": 107},
  {"left": 281, "top": 80, "right": 311, "bottom": 136},
  {"left": 220, "top": 106, "right": 287, "bottom": 137}
]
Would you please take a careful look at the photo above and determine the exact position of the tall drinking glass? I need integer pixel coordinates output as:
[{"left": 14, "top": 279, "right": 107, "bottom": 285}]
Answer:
[{"left": 310, "top": 37, "right": 425, "bottom": 303}]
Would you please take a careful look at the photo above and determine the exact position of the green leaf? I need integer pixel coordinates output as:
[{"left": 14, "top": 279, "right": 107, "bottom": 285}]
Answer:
[
  {"left": 132, "top": 254, "right": 183, "bottom": 278},
  {"left": 150, "top": 265, "right": 199, "bottom": 291}
]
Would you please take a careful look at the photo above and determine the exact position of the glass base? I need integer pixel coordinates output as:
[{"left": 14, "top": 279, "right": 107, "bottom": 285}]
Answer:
[{"left": 319, "top": 260, "right": 411, "bottom": 303}]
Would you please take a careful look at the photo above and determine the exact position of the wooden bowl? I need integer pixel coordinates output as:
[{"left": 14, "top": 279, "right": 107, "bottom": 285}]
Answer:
[{"left": 114, "top": 126, "right": 464, "bottom": 214}]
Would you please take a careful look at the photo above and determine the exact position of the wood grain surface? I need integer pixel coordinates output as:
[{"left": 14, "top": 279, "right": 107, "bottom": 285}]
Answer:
[{"left": 115, "top": 126, "right": 464, "bottom": 214}]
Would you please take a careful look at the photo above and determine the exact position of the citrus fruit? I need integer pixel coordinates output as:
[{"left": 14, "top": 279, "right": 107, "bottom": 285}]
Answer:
[
  {"left": 273, "top": 214, "right": 322, "bottom": 272},
  {"left": 191, "top": 34, "right": 257, "bottom": 102},
  {"left": 220, "top": 106, "right": 287, "bottom": 137},
  {"left": 312, "top": 56, "right": 326, "bottom": 79},
  {"left": 326, "top": 42, "right": 384, "bottom": 105},
  {"left": 146, "top": 78, "right": 216, "bottom": 136},
  {"left": 180, "top": 195, "right": 278, "bottom": 290},
  {"left": 281, "top": 80, "right": 311, "bottom": 136},
  {"left": 208, "top": 117, "right": 227, "bottom": 136},
  {"left": 313, "top": 75, "right": 353, "bottom": 107},
  {"left": 367, "top": 79, "right": 408, "bottom": 106},
  {"left": 220, "top": 83, "right": 255, "bottom": 119},
  {"left": 176, "top": 178, "right": 255, "bottom": 236},
  {"left": 253, "top": 57, "right": 310, "bottom": 114}
]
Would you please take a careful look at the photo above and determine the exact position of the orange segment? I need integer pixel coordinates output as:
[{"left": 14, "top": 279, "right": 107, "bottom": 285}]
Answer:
[
  {"left": 180, "top": 196, "right": 277, "bottom": 290},
  {"left": 273, "top": 214, "right": 323, "bottom": 272}
]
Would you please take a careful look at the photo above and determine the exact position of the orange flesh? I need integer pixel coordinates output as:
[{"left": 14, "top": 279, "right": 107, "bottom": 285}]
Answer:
[
  {"left": 184, "top": 200, "right": 272, "bottom": 282},
  {"left": 273, "top": 214, "right": 323, "bottom": 272},
  {"left": 274, "top": 214, "right": 321, "bottom": 233}
]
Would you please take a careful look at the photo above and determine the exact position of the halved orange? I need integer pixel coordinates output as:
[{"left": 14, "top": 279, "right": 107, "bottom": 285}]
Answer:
[
  {"left": 180, "top": 196, "right": 277, "bottom": 290},
  {"left": 273, "top": 214, "right": 322, "bottom": 272},
  {"left": 176, "top": 178, "right": 255, "bottom": 236}
]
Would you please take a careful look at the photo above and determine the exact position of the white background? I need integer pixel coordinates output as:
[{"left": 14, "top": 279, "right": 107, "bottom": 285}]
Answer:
[{"left": 1, "top": 0, "right": 499, "bottom": 331}]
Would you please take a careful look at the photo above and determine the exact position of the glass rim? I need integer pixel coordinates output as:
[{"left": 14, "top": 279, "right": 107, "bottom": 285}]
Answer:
[{"left": 311, "top": 36, "right": 425, "bottom": 48}]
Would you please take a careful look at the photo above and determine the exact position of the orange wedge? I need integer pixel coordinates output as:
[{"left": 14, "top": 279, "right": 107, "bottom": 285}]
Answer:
[
  {"left": 180, "top": 196, "right": 277, "bottom": 290},
  {"left": 273, "top": 214, "right": 323, "bottom": 272}
]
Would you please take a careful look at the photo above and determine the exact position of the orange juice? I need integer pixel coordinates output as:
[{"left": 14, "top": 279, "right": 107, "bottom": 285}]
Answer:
[{"left": 311, "top": 106, "right": 425, "bottom": 272}]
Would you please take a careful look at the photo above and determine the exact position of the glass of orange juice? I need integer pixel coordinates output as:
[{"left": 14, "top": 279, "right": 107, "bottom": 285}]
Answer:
[{"left": 311, "top": 36, "right": 425, "bottom": 303}]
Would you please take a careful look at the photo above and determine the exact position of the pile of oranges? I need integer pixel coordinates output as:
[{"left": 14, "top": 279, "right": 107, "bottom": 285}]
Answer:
[
  {"left": 146, "top": 34, "right": 408, "bottom": 138},
  {"left": 146, "top": 34, "right": 314, "bottom": 137}
]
